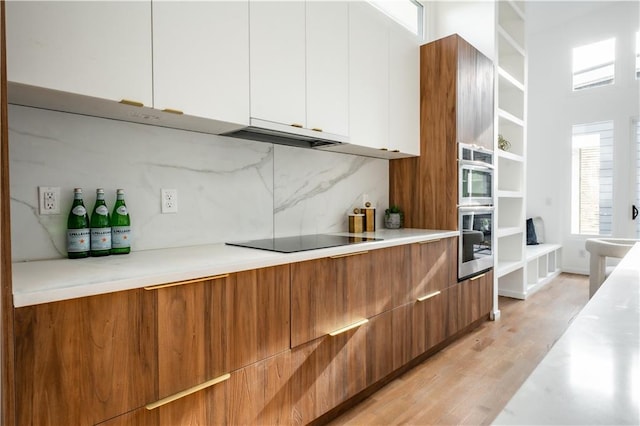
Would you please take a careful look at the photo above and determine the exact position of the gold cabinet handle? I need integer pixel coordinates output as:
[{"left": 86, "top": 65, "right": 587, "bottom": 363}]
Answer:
[
  {"left": 311, "top": 127, "right": 323, "bottom": 132},
  {"left": 163, "top": 108, "right": 184, "bottom": 115},
  {"left": 145, "top": 373, "right": 231, "bottom": 410},
  {"left": 291, "top": 123, "right": 304, "bottom": 128},
  {"left": 379, "top": 148, "right": 389, "bottom": 151},
  {"left": 329, "top": 318, "right": 369, "bottom": 336},
  {"left": 417, "top": 290, "right": 441, "bottom": 302},
  {"left": 119, "top": 99, "right": 144, "bottom": 107},
  {"left": 391, "top": 150, "right": 400, "bottom": 153},
  {"left": 470, "top": 273, "right": 486, "bottom": 281},
  {"left": 418, "top": 239, "right": 441, "bottom": 245},
  {"left": 144, "top": 274, "right": 229, "bottom": 290},
  {"left": 329, "top": 250, "right": 368, "bottom": 259}
]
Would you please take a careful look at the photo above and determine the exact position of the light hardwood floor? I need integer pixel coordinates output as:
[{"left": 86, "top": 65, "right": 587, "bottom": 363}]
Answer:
[{"left": 327, "top": 273, "right": 589, "bottom": 426}]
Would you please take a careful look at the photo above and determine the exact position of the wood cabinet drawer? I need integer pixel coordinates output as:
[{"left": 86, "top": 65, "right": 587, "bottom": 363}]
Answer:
[
  {"left": 291, "top": 245, "right": 411, "bottom": 347},
  {"left": 291, "top": 319, "right": 368, "bottom": 424},
  {"left": 448, "top": 270, "right": 494, "bottom": 335},
  {"left": 410, "top": 237, "right": 457, "bottom": 302},
  {"left": 392, "top": 286, "right": 450, "bottom": 367},
  {"left": 98, "top": 351, "right": 292, "bottom": 426},
  {"left": 151, "top": 265, "right": 290, "bottom": 400},
  {"left": 14, "top": 289, "right": 156, "bottom": 426}
]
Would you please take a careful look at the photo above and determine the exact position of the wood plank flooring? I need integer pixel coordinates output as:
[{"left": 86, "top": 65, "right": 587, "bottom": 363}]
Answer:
[{"left": 326, "top": 273, "right": 589, "bottom": 426}]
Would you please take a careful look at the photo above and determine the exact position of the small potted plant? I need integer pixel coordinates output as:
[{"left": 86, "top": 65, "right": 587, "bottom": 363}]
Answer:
[{"left": 384, "top": 205, "right": 403, "bottom": 229}]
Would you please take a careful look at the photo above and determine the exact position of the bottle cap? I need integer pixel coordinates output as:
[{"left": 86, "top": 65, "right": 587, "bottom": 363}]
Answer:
[
  {"left": 74, "top": 188, "right": 82, "bottom": 193},
  {"left": 117, "top": 189, "right": 125, "bottom": 194},
  {"left": 96, "top": 188, "right": 104, "bottom": 194}
]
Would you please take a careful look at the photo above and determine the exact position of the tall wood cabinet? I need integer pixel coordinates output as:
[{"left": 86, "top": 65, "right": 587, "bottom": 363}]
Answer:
[{"left": 390, "top": 34, "right": 494, "bottom": 231}]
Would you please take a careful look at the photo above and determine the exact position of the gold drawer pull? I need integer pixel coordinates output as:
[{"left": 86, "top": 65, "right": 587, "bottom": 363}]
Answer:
[
  {"left": 418, "top": 239, "right": 441, "bottom": 245},
  {"left": 145, "top": 373, "right": 231, "bottom": 410},
  {"left": 119, "top": 99, "right": 144, "bottom": 107},
  {"left": 311, "top": 127, "right": 323, "bottom": 132},
  {"left": 163, "top": 108, "right": 184, "bottom": 115},
  {"left": 379, "top": 148, "right": 389, "bottom": 151},
  {"left": 291, "top": 123, "right": 304, "bottom": 128},
  {"left": 392, "top": 150, "right": 400, "bottom": 153},
  {"left": 329, "top": 250, "right": 368, "bottom": 259},
  {"left": 470, "top": 273, "right": 486, "bottom": 281},
  {"left": 144, "top": 274, "right": 229, "bottom": 290},
  {"left": 417, "top": 290, "right": 441, "bottom": 302},
  {"left": 329, "top": 318, "right": 369, "bottom": 336}
]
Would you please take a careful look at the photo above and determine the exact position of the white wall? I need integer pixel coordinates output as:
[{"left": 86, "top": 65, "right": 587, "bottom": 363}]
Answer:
[
  {"left": 426, "top": 0, "right": 495, "bottom": 59},
  {"left": 9, "top": 105, "right": 388, "bottom": 261},
  {"left": 527, "top": 1, "right": 639, "bottom": 274}
]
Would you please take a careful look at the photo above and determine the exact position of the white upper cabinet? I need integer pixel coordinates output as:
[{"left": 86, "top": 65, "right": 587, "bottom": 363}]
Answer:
[
  {"left": 249, "top": 1, "right": 306, "bottom": 127},
  {"left": 389, "top": 24, "right": 420, "bottom": 157},
  {"left": 6, "top": 1, "right": 152, "bottom": 106},
  {"left": 348, "top": 1, "right": 389, "bottom": 151},
  {"left": 152, "top": 1, "right": 249, "bottom": 125},
  {"left": 305, "top": 1, "right": 349, "bottom": 137},
  {"left": 249, "top": 1, "right": 349, "bottom": 139},
  {"left": 322, "top": 2, "right": 420, "bottom": 158}
]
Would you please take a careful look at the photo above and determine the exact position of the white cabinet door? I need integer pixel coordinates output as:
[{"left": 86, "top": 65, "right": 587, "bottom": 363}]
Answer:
[
  {"left": 389, "top": 25, "right": 420, "bottom": 156},
  {"left": 6, "top": 1, "right": 152, "bottom": 106},
  {"left": 306, "top": 1, "right": 349, "bottom": 138},
  {"left": 153, "top": 0, "right": 249, "bottom": 125},
  {"left": 348, "top": 2, "right": 389, "bottom": 151},
  {"left": 249, "top": 1, "right": 305, "bottom": 127}
]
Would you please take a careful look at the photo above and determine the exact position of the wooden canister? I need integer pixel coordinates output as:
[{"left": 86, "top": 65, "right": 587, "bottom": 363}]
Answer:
[
  {"left": 363, "top": 208, "right": 375, "bottom": 232},
  {"left": 349, "top": 213, "right": 365, "bottom": 233}
]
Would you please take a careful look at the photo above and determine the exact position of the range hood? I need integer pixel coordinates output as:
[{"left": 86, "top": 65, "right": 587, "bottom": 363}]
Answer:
[{"left": 222, "top": 118, "right": 349, "bottom": 149}]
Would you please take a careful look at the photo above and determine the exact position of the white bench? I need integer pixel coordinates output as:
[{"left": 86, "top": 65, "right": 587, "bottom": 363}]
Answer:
[{"left": 524, "top": 217, "right": 562, "bottom": 295}]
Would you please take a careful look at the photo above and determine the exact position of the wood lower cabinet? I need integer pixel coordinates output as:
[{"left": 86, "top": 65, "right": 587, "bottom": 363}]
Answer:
[
  {"left": 150, "top": 265, "right": 290, "bottom": 406},
  {"left": 98, "top": 351, "right": 292, "bottom": 426},
  {"left": 291, "top": 247, "right": 411, "bottom": 348},
  {"left": 449, "top": 270, "right": 494, "bottom": 335},
  {"left": 291, "top": 320, "right": 368, "bottom": 425},
  {"left": 14, "top": 289, "right": 156, "bottom": 426},
  {"left": 411, "top": 237, "right": 457, "bottom": 300}
]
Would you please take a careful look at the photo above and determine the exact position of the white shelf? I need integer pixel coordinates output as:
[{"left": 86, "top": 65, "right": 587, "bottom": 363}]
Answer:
[
  {"left": 498, "top": 108, "right": 524, "bottom": 127},
  {"left": 498, "top": 190, "right": 523, "bottom": 198},
  {"left": 497, "top": 260, "right": 524, "bottom": 278},
  {"left": 497, "top": 149, "right": 524, "bottom": 163},
  {"left": 526, "top": 243, "right": 562, "bottom": 261},
  {"left": 498, "top": 67, "right": 524, "bottom": 92},
  {"left": 497, "top": 26, "right": 525, "bottom": 57},
  {"left": 498, "top": 227, "right": 523, "bottom": 238}
]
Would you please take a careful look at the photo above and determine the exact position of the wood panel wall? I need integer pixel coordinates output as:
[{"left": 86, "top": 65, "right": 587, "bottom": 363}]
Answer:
[{"left": 0, "top": 1, "right": 16, "bottom": 425}]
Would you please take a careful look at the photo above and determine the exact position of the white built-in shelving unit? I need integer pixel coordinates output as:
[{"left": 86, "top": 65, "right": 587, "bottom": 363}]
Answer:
[{"left": 494, "top": 1, "right": 561, "bottom": 300}]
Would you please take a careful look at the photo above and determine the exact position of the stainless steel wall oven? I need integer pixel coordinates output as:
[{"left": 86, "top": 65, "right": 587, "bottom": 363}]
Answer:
[{"left": 458, "top": 143, "right": 494, "bottom": 280}]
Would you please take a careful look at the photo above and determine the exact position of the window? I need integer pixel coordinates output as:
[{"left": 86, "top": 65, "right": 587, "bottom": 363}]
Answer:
[
  {"left": 572, "top": 38, "right": 615, "bottom": 90},
  {"left": 368, "top": 0, "right": 423, "bottom": 37},
  {"left": 571, "top": 121, "right": 614, "bottom": 235}
]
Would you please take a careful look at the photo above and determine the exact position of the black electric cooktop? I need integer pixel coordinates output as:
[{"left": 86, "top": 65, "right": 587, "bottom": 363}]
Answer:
[{"left": 226, "top": 234, "right": 381, "bottom": 253}]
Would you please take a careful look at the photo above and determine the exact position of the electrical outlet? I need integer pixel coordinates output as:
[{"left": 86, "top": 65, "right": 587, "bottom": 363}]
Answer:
[
  {"left": 38, "top": 186, "right": 60, "bottom": 215},
  {"left": 161, "top": 189, "right": 178, "bottom": 213}
]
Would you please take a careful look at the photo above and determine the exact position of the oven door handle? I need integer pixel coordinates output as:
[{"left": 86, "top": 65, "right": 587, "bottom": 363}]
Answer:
[{"left": 457, "top": 159, "right": 494, "bottom": 170}]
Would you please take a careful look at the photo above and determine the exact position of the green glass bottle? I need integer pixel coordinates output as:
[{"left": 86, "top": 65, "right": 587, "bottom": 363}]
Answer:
[
  {"left": 111, "top": 189, "right": 131, "bottom": 255},
  {"left": 90, "top": 188, "right": 111, "bottom": 257},
  {"left": 66, "top": 188, "right": 90, "bottom": 259}
]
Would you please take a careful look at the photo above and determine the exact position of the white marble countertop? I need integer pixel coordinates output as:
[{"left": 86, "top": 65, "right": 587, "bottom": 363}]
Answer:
[
  {"left": 12, "top": 228, "right": 457, "bottom": 308},
  {"left": 494, "top": 243, "right": 640, "bottom": 425}
]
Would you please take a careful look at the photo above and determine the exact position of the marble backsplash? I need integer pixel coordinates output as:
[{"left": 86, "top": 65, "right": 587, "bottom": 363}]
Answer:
[{"left": 9, "top": 105, "right": 388, "bottom": 261}]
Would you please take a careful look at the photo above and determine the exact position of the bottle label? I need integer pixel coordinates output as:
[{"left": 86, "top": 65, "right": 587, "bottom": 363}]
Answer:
[
  {"left": 67, "top": 228, "right": 90, "bottom": 252},
  {"left": 91, "top": 228, "right": 112, "bottom": 250},
  {"left": 72, "top": 206, "right": 87, "bottom": 216},
  {"left": 116, "top": 206, "right": 128, "bottom": 215},
  {"left": 96, "top": 205, "right": 109, "bottom": 216},
  {"left": 112, "top": 226, "right": 131, "bottom": 248}
]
